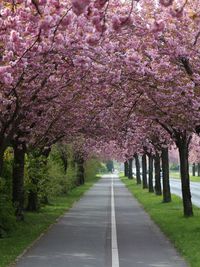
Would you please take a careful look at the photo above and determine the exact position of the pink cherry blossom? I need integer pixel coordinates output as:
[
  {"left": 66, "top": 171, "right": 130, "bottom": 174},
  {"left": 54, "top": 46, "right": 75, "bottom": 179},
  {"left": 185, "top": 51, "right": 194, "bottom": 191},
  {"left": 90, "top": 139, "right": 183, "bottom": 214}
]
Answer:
[{"left": 71, "top": 0, "right": 90, "bottom": 15}]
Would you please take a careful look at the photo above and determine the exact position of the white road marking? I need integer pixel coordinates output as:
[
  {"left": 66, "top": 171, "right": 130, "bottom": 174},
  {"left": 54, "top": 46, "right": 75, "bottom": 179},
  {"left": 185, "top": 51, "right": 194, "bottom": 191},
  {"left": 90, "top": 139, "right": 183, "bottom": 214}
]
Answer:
[{"left": 111, "top": 175, "right": 120, "bottom": 267}]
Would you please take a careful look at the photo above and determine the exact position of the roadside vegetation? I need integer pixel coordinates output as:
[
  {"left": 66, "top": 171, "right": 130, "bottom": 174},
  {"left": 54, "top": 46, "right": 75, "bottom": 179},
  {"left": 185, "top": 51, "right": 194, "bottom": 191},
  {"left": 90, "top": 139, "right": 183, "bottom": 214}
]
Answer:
[
  {"left": 169, "top": 163, "right": 200, "bottom": 182},
  {"left": 121, "top": 175, "right": 200, "bottom": 267},
  {"left": 170, "top": 171, "right": 200, "bottom": 182}
]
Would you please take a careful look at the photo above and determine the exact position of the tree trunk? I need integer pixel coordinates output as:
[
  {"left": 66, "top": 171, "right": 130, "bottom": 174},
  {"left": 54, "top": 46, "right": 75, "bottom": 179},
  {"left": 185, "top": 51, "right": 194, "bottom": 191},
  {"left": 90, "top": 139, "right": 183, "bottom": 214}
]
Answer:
[
  {"left": 77, "top": 158, "right": 85, "bottom": 185},
  {"left": 192, "top": 163, "right": 196, "bottom": 176},
  {"left": 27, "top": 151, "right": 50, "bottom": 211},
  {"left": 142, "top": 154, "right": 148, "bottom": 189},
  {"left": 161, "top": 148, "right": 171, "bottom": 203},
  {"left": 198, "top": 163, "right": 200, "bottom": 176},
  {"left": 60, "top": 151, "right": 68, "bottom": 174},
  {"left": 0, "top": 150, "right": 4, "bottom": 177},
  {"left": 64, "top": 160, "right": 68, "bottom": 174},
  {"left": 41, "top": 195, "right": 49, "bottom": 205},
  {"left": 148, "top": 154, "right": 154, "bottom": 193},
  {"left": 27, "top": 190, "right": 39, "bottom": 211},
  {"left": 128, "top": 158, "right": 133, "bottom": 179},
  {"left": 0, "top": 140, "right": 9, "bottom": 176},
  {"left": 12, "top": 145, "right": 25, "bottom": 221},
  {"left": 124, "top": 161, "right": 129, "bottom": 177},
  {"left": 135, "top": 154, "right": 141, "bottom": 184},
  {"left": 154, "top": 153, "right": 162, "bottom": 195},
  {"left": 41, "top": 150, "right": 50, "bottom": 205},
  {"left": 177, "top": 136, "right": 193, "bottom": 217}
]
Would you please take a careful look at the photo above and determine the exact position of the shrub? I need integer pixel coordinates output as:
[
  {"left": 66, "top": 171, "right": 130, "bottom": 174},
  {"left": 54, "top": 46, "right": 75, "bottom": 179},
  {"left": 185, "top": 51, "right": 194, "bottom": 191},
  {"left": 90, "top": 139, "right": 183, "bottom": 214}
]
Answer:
[
  {"left": 84, "top": 158, "right": 106, "bottom": 181},
  {"left": 170, "top": 163, "right": 179, "bottom": 171},
  {"left": 0, "top": 148, "right": 16, "bottom": 237}
]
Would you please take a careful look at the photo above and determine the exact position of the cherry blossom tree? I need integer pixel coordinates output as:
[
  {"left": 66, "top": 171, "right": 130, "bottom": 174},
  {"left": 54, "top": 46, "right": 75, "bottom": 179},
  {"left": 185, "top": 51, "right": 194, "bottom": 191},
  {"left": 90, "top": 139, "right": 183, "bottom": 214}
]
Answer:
[{"left": 1, "top": 0, "right": 200, "bottom": 220}]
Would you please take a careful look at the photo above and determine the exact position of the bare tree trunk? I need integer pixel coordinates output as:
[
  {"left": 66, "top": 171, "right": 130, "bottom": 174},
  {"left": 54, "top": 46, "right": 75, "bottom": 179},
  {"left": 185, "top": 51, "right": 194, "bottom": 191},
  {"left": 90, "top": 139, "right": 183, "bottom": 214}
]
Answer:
[
  {"left": 128, "top": 158, "right": 133, "bottom": 179},
  {"left": 148, "top": 154, "right": 154, "bottom": 193},
  {"left": 58, "top": 146, "right": 68, "bottom": 174},
  {"left": 154, "top": 153, "right": 162, "bottom": 195},
  {"left": 12, "top": 145, "right": 25, "bottom": 221},
  {"left": 135, "top": 154, "right": 141, "bottom": 184},
  {"left": 27, "top": 190, "right": 39, "bottom": 212},
  {"left": 41, "top": 195, "right": 49, "bottom": 205},
  {"left": 0, "top": 144, "right": 8, "bottom": 176},
  {"left": 77, "top": 157, "right": 85, "bottom": 185},
  {"left": 124, "top": 161, "right": 129, "bottom": 177},
  {"left": 24, "top": 147, "right": 50, "bottom": 212},
  {"left": 198, "top": 163, "right": 200, "bottom": 176},
  {"left": 0, "top": 150, "right": 4, "bottom": 177},
  {"left": 161, "top": 148, "right": 171, "bottom": 203},
  {"left": 177, "top": 135, "right": 193, "bottom": 217},
  {"left": 26, "top": 152, "right": 41, "bottom": 212},
  {"left": 142, "top": 154, "right": 148, "bottom": 189},
  {"left": 192, "top": 163, "right": 196, "bottom": 176}
]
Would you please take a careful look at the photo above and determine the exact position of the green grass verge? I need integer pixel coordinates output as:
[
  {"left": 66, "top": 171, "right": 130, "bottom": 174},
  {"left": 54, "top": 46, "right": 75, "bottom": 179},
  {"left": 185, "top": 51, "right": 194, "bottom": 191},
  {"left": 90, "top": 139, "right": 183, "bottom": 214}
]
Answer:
[
  {"left": 170, "top": 171, "right": 200, "bottom": 182},
  {"left": 0, "top": 176, "right": 100, "bottom": 267},
  {"left": 170, "top": 171, "right": 180, "bottom": 178},
  {"left": 121, "top": 176, "right": 200, "bottom": 267}
]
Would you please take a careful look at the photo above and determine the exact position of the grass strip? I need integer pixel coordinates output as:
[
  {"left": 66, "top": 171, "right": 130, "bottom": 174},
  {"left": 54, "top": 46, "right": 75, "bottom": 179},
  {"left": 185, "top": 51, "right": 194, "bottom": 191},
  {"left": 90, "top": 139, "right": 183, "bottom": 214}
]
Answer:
[
  {"left": 170, "top": 171, "right": 200, "bottom": 182},
  {"left": 121, "top": 176, "right": 200, "bottom": 267},
  {"left": 0, "top": 176, "right": 100, "bottom": 267}
]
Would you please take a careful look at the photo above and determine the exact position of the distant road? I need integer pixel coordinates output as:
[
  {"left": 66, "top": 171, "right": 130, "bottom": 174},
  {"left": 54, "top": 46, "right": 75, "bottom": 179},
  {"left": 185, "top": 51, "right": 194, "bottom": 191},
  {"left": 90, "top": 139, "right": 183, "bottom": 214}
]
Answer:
[{"left": 170, "top": 178, "right": 200, "bottom": 207}]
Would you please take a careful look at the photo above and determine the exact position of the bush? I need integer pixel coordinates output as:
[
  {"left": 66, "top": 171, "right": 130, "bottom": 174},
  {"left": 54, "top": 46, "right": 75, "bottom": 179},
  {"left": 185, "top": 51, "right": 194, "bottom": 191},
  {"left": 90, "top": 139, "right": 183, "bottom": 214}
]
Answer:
[
  {"left": 47, "top": 145, "right": 77, "bottom": 195},
  {"left": 0, "top": 178, "right": 16, "bottom": 238},
  {"left": 170, "top": 163, "right": 179, "bottom": 171},
  {"left": 0, "top": 148, "right": 16, "bottom": 237},
  {"left": 47, "top": 154, "right": 69, "bottom": 196},
  {"left": 25, "top": 152, "right": 50, "bottom": 209},
  {"left": 84, "top": 158, "right": 106, "bottom": 181}
]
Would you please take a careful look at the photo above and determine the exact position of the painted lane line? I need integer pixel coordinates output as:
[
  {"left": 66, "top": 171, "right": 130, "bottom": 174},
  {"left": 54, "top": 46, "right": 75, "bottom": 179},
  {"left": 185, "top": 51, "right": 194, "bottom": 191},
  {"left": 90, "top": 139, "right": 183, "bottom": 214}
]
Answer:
[{"left": 111, "top": 175, "right": 120, "bottom": 267}]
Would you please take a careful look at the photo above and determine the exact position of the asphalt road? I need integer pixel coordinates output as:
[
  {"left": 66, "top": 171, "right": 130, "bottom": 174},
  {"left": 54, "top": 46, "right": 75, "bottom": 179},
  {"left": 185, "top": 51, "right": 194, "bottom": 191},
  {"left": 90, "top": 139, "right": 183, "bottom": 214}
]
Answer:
[
  {"left": 170, "top": 178, "right": 200, "bottom": 207},
  {"left": 14, "top": 174, "right": 188, "bottom": 267}
]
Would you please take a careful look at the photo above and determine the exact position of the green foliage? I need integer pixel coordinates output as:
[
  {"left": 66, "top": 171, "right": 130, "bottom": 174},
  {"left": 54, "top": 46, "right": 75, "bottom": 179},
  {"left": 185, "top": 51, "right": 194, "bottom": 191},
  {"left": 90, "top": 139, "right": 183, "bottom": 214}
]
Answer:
[
  {"left": 106, "top": 160, "right": 114, "bottom": 172},
  {"left": 47, "top": 145, "right": 77, "bottom": 195},
  {"left": 65, "top": 163, "right": 77, "bottom": 191},
  {"left": 170, "top": 163, "right": 179, "bottom": 171},
  {"left": 84, "top": 158, "right": 106, "bottom": 181},
  {"left": 48, "top": 145, "right": 64, "bottom": 170},
  {"left": 25, "top": 146, "right": 106, "bottom": 206},
  {"left": 25, "top": 145, "right": 78, "bottom": 208},
  {"left": 25, "top": 151, "right": 49, "bottom": 209},
  {"left": 45, "top": 156, "right": 66, "bottom": 196},
  {"left": 0, "top": 148, "right": 16, "bottom": 238},
  {"left": 0, "top": 143, "right": 104, "bottom": 240},
  {"left": 121, "top": 176, "right": 200, "bottom": 267},
  {"left": 0, "top": 178, "right": 16, "bottom": 238}
]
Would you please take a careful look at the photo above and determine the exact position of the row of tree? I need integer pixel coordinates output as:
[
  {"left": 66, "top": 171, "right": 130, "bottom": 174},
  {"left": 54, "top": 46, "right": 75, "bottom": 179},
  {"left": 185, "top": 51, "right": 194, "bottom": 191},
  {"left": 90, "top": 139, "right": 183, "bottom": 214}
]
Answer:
[
  {"left": 0, "top": 0, "right": 200, "bottom": 227},
  {"left": 124, "top": 149, "right": 171, "bottom": 203}
]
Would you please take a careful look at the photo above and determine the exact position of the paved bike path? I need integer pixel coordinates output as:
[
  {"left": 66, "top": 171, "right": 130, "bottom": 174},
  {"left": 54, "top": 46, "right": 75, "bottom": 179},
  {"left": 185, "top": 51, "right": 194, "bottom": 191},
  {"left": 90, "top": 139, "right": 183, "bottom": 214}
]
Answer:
[{"left": 14, "top": 175, "right": 188, "bottom": 267}]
